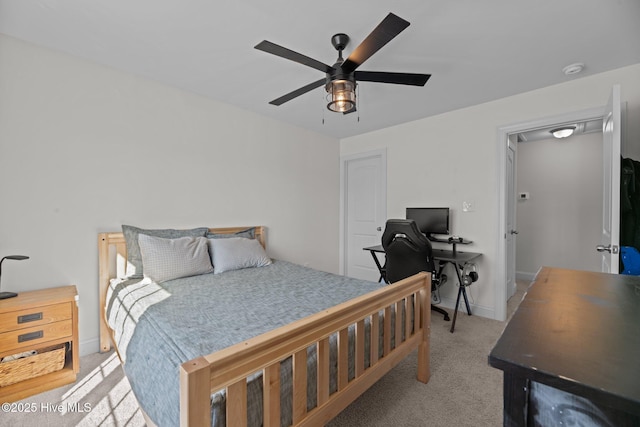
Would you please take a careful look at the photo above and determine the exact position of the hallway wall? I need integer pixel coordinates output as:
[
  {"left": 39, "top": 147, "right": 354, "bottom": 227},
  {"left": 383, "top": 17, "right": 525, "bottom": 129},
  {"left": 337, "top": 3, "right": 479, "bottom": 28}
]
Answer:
[{"left": 515, "top": 132, "right": 603, "bottom": 278}]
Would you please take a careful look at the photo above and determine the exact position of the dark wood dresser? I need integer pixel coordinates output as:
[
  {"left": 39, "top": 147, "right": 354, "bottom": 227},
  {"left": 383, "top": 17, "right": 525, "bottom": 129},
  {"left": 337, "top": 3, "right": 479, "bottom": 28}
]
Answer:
[{"left": 489, "top": 267, "right": 640, "bottom": 426}]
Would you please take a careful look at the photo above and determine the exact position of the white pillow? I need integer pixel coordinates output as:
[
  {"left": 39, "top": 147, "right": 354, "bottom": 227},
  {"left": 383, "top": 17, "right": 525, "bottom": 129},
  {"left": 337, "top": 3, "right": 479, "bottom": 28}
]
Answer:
[
  {"left": 209, "top": 237, "right": 272, "bottom": 274},
  {"left": 138, "top": 234, "right": 213, "bottom": 282}
]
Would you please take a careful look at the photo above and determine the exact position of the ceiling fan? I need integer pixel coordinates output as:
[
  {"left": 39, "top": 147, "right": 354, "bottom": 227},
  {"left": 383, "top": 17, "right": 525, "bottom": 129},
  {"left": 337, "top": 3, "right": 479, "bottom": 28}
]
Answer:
[{"left": 254, "top": 12, "right": 431, "bottom": 114}]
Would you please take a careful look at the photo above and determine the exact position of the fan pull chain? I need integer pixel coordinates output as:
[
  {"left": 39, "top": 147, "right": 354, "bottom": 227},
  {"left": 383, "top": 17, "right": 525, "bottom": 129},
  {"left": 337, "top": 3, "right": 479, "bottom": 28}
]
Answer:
[
  {"left": 322, "top": 91, "right": 326, "bottom": 125},
  {"left": 357, "top": 85, "right": 360, "bottom": 122}
]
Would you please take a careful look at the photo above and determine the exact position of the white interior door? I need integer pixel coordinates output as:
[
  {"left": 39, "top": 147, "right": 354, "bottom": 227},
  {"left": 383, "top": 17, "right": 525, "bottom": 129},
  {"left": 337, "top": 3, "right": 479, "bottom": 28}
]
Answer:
[
  {"left": 342, "top": 151, "right": 386, "bottom": 281},
  {"left": 506, "top": 139, "right": 517, "bottom": 297},
  {"left": 599, "top": 84, "right": 621, "bottom": 273}
]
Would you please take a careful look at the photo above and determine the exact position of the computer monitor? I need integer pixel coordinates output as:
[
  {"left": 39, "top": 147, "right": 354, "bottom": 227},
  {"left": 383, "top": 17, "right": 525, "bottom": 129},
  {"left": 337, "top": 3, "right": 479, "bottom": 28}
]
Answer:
[{"left": 406, "top": 207, "right": 450, "bottom": 237}]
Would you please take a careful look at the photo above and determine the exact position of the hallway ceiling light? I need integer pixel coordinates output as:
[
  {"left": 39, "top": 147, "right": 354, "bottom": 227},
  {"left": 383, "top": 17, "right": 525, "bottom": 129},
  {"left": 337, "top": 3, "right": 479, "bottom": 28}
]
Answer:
[{"left": 550, "top": 126, "right": 576, "bottom": 139}]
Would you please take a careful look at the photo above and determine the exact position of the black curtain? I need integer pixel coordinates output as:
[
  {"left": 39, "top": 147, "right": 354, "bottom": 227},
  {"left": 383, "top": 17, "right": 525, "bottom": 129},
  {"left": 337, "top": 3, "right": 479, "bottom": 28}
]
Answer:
[{"left": 621, "top": 157, "right": 640, "bottom": 250}]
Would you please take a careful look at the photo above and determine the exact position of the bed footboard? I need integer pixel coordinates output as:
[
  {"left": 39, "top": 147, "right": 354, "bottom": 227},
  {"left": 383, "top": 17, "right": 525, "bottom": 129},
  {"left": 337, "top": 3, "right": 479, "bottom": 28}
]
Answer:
[{"left": 180, "top": 272, "right": 431, "bottom": 427}]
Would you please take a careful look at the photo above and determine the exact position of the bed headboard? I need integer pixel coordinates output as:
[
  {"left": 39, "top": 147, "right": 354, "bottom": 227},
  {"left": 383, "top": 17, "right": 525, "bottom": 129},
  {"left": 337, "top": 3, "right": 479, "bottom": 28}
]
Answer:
[{"left": 98, "top": 226, "right": 266, "bottom": 353}]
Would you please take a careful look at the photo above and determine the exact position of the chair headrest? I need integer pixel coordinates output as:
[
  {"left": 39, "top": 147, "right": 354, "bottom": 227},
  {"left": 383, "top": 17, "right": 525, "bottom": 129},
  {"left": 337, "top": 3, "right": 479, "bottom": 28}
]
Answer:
[{"left": 382, "top": 219, "right": 431, "bottom": 250}]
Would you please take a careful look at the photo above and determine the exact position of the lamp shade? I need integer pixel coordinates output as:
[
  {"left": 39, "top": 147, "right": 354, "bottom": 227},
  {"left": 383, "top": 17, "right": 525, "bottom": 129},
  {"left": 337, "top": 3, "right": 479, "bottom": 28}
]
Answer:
[
  {"left": 2, "top": 255, "right": 29, "bottom": 261},
  {"left": 327, "top": 80, "right": 356, "bottom": 113}
]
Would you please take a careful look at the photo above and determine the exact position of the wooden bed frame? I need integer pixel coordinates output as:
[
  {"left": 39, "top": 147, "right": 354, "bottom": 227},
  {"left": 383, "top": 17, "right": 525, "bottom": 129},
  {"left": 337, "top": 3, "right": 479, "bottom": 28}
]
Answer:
[{"left": 98, "top": 226, "right": 431, "bottom": 427}]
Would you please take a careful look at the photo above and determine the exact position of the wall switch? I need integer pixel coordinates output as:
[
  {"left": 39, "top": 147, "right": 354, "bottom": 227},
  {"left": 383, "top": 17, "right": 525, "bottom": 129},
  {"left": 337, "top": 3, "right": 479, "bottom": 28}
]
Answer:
[{"left": 462, "top": 201, "right": 475, "bottom": 212}]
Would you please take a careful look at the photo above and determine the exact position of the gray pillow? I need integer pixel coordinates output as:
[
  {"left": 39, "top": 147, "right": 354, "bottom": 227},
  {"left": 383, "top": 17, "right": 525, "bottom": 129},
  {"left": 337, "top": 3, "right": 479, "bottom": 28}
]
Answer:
[
  {"left": 209, "top": 237, "right": 271, "bottom": 274},
  {"left": 122, "top": 225, "right": 209, "bottom": 278},
  {"left": 206, "top": 227, "right": 255, "bottom": 240},
  {"left": 138, "top": 234, "right": 213, "bottom": 282}
]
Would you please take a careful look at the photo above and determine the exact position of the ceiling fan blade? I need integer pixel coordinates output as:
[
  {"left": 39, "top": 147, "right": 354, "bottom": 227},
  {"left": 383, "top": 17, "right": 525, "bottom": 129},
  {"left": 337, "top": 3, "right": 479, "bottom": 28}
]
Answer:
[
  {"left": 255, "top": 40, "right": 334, "bottom": 74},
  {"left": 269, "top": 78, "right": 326, "bottom": 106},
  {"left": 355, "top": 71, "right": 431, "bottom": 86},
  {"left": 341, "top": 13, "right": 410, "bottom": 73}
]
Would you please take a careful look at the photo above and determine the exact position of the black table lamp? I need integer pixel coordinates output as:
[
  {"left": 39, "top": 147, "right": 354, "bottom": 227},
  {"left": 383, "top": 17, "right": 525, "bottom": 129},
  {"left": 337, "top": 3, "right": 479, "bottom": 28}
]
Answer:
[{"left": 0, "top": 255, "right": 29, "bottom": 300}]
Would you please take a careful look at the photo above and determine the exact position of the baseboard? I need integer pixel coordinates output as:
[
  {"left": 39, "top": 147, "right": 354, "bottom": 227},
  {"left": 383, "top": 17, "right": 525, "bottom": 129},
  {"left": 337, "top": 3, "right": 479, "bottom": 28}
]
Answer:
[
  {"left": 437, "top": 294, "right": 496, "bottom": 320},
  {"left": 79, "top": 337, "right": 101, "bottom": 357},
  {"left": 516, "top": 271, "right": 537, "bottom": 282}
]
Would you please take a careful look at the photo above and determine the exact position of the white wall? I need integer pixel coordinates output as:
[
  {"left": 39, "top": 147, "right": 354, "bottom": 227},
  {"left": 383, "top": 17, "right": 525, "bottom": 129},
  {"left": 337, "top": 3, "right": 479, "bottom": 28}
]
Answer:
[
  {"left": 3, "top": 31, "right": 638, "bottom": 351},
  {"left": 0, "top": 35, "right": 340, "bottom": 355},
  {"left": 516, "top": 132, "right": 603, "bottom": 278},
  {"left": 341, "top": 63, "right": 640, "bottom": 320}
]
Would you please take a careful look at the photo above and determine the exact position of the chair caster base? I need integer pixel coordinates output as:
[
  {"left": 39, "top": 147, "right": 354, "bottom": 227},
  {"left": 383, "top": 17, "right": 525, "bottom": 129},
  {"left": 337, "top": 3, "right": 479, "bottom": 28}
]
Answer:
[{"left": 431, "top": 305, "right": 450, "bottom": 321}]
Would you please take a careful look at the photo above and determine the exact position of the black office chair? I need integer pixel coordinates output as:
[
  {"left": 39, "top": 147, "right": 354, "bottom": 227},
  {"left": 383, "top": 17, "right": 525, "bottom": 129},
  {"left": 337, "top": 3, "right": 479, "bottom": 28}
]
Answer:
[{"left": 381, "top": 219, "right": 450, "bottom": 321}]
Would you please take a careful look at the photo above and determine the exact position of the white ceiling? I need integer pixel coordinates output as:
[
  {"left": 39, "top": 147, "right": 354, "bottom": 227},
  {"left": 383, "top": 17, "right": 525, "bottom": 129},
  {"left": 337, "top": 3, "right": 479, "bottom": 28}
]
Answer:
[{"left": 1, "top": 1, "right": 639, "bottom": 139}]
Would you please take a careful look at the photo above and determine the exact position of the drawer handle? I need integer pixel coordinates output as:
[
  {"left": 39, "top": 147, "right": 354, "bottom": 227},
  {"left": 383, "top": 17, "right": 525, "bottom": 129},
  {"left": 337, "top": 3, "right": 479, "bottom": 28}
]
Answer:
[
  {"left": 18, "top": 312, "right": 43, "bottom": 324},
  {"left": 18, "top": 330, "right": 43, "bottom": 343}
]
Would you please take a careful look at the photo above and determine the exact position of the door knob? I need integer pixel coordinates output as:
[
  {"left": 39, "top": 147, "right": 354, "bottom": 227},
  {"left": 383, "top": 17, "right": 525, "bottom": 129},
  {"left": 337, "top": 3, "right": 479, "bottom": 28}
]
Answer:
[
  {"left": 510, "top": 230, "right": 518, "bottom": 235},
  {"left": 376, "top": 227, "right": 382, "bottom": 231},
  {"left": 596, "top": 244, "right": 619, "bottom": 254}
]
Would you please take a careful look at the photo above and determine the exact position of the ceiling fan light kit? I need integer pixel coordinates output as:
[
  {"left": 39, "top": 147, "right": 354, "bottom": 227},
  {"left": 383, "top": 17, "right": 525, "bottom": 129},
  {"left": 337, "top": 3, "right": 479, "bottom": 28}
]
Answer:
[
  {"left": 254, "top": 13, "right": 430, "bottom": 115},
  {"left": 327, "top": 79, "right": 356, "bottom": 113},
  {"left": 326, "top": 33, "right": 356, "bottom": 114}
]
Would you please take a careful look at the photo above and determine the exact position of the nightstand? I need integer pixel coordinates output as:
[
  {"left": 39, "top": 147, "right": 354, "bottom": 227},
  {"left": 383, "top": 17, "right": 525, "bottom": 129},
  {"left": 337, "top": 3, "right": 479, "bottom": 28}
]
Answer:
[{"left": 0, "top": 286, "right": 79, "bottom": 402}]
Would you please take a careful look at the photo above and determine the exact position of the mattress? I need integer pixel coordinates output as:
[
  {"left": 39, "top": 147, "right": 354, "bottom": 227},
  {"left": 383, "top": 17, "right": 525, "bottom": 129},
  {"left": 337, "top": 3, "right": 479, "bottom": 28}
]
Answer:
[{"left": 106, "top": 260, "right": 391, "bottom": 427}]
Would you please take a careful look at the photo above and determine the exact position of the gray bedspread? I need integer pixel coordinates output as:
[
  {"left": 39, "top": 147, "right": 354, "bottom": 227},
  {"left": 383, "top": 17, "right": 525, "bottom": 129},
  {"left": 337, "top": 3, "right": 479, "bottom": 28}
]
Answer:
[{"left": 106, "top": 260, "right": 385, "bottom": 427}]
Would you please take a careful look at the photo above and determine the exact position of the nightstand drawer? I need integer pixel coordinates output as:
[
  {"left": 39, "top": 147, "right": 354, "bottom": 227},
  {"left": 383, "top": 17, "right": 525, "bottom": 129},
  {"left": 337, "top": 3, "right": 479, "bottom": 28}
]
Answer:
[
  {"left": 0, "top": 320, "right": 73, "bottom": 350},
  {"left": 0, "top": 302, "right": 71, "bottom": 333}
]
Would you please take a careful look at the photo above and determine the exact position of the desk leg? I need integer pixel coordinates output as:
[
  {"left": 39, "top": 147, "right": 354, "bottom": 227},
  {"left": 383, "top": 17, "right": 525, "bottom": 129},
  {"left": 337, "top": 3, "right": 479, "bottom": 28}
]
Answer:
[
  {"left": 367, "top": 250, "right": 387, "bottom": 283},
  {"left": 454, "top": 264, "right": 472, "bottom": 315},
  {"left": 450, "top": 263, "right": 472, "bottom": 333},
  {"left": 461, "top": 288, "right": 472, "bottom": 316},
  {"left": 450, "top": 288, "right": 462, "bottom": 333},
  {"left": 449, "top": 263, "right": 464, "bottom": 333}
]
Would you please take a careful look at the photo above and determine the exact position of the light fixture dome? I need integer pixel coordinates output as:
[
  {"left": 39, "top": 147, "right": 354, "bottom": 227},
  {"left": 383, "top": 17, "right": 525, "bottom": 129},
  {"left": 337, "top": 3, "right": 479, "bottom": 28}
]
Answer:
[
  {"left": 326, "top": 79, "right": 356, "bottom": 113},
  {"left": 550, "top": 126, "right": 576, "bottom": 139}
]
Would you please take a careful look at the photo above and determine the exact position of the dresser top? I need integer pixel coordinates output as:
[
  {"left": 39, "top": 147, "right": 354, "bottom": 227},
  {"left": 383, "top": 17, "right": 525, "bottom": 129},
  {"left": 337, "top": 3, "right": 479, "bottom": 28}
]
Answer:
[
  {"left": 489, "top": 267, "right": 640, "bottom": 414},
  {"left": 0, "top": 285, "right": 77, "bottom": 313}
]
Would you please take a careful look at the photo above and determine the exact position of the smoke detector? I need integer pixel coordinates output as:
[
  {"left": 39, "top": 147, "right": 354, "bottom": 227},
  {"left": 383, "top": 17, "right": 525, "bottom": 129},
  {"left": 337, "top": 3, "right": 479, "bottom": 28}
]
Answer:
[{"left": 562, "top": 63, "right": 584, "bottom": 76}]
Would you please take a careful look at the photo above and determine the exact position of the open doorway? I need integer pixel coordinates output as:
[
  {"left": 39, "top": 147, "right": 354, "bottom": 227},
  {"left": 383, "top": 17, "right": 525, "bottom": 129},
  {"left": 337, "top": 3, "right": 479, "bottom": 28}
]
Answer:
[
  {"left": 496, "top": 105, "right": 608, "bottom": 321},
  {"left": 514, "top": 120, "right": 604, "bottom": 282}
]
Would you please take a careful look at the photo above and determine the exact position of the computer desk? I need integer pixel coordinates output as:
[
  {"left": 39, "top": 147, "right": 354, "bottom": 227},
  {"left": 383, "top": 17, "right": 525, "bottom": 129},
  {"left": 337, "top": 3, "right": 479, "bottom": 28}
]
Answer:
[{"left": 362, "top": 244, "right": 482, "bottom": 333}]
